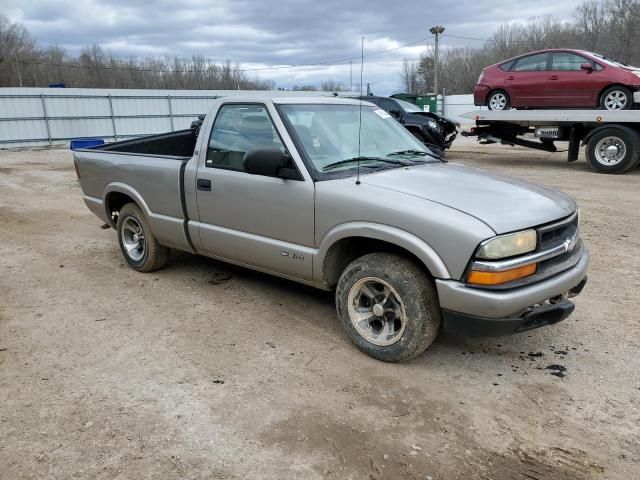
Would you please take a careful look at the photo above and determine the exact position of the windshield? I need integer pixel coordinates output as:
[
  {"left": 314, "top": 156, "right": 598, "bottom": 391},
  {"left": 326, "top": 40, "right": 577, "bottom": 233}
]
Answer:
[
  {"left": 279, "top": 104, "right": 431, "bottom": 174},
  {"left": 395, "top": 98, "right": 424, "bottom": 113},
  {"left": 585, "top": 51, "right": 632, "bottom": 68}
]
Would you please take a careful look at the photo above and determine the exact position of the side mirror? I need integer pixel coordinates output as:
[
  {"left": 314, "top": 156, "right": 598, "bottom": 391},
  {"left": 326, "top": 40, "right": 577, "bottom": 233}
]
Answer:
[
  {"left": 580, "top": 63, "right": 593, "bottom": 71},
  {"left": 243, "top": 148, "right": 302, "bottom": 180},
  {"left": 389, "top": 108, "right": 401, "bottom": 118}
]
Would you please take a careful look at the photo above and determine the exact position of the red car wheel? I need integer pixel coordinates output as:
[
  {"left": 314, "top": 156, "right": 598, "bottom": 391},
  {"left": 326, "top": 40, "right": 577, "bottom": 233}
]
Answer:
[{"left": 487, "top": 90, "right": 510, "bottom": 110}]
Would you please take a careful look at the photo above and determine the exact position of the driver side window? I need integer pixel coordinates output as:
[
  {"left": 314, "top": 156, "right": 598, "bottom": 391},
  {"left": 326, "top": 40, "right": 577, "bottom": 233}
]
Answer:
[{"left": 206, "top": 104, "right": 285, "bottom": 171}]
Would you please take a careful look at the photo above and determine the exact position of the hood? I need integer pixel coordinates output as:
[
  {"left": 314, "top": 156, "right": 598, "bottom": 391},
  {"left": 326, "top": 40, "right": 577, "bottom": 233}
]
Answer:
[{"left": 362, "top": 163, "right": 575, "bottom": 234}]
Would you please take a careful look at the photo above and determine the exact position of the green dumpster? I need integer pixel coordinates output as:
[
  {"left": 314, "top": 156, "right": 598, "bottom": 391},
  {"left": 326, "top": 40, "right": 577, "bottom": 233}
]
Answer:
[{"left": 391, "top": 93, "right": 438, "bottom": 113}]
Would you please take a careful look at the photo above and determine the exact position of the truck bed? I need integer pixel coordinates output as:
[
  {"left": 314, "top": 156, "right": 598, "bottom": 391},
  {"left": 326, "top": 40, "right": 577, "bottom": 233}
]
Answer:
[
  {"left": 95, "top": 129, "right": 198, "bottom": 158},
  {"left": 74, "top": 132, "right": 194, "bottom": 252}
]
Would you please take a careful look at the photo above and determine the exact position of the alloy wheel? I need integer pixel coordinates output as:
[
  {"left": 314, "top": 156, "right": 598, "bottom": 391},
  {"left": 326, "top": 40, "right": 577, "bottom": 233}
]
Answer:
[{"left": 347, "top": 277, "right": 407, "bottom": 346}]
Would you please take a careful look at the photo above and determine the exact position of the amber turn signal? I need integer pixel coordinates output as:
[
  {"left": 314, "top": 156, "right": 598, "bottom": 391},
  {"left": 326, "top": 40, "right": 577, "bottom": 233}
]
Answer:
[{"left": 467, "top": 263, "right": 537, "bottom": 285}]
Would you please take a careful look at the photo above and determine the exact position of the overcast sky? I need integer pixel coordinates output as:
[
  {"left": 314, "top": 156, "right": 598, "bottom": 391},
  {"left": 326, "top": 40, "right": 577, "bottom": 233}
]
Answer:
[{"left": 3, "top": 0, "right": 584, "bottom": 94}]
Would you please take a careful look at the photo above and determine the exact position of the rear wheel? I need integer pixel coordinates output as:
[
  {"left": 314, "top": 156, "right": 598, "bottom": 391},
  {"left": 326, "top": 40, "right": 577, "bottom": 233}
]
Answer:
[
  {"left": 487, "top": 90, "right": 510, "bottom": 111},
  {"left": 335, "top": 253, "right": 441, "bottom": 362},
  {"left": 585, "top": 126, "right": 640, "bottom": 173},
  {"left": 600, "top": 86, "right": 633, "bottom": 110},
  {"left": 117, "top": 203, "right": 169, "bottom": 272}
]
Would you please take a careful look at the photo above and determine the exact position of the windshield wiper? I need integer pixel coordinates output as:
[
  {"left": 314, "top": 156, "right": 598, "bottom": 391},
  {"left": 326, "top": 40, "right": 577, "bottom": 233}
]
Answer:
[
  {"left": 322, "top": 156, "right": 411, "bottom": 171},
  {"left": 387, "top": 149, "right": 429, "bottom": 156},
  {"left": 387, "top": 149, "right": 446, "bottom": 163}
]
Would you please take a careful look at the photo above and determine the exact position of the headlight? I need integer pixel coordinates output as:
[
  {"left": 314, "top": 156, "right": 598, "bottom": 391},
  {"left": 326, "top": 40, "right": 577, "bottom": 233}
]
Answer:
[
  {"left": 631, "top": 71, "right": 640, "bottom": 78},
  {"left": 426, "top": 120, "right": 441, "bottom": 132},
  {"left": 477, "top": 71, "right": 485, "bottom": 84},
  {"left": 477, "top": 229, "right": 537, "bottom": 259}
]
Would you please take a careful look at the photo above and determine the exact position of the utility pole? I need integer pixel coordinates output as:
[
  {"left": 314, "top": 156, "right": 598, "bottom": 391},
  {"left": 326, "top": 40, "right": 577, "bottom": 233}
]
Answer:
[
  {"left": 350, "top": 60, "right": 353, "bottom": 92},
  {"left": 429, "top": 25, "right": 445, "bottom": 95}
]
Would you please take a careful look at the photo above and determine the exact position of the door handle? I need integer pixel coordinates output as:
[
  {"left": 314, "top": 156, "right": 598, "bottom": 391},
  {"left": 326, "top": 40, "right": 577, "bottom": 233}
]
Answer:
[
  {"left": 549, "top": 75, "right": 559, "bottom": 80},
  {"left": 197, "top": 179, "right": 211, "bottom": 191},
  {"left": 506, "top": 76, "right": 515, "bottom": 81}
]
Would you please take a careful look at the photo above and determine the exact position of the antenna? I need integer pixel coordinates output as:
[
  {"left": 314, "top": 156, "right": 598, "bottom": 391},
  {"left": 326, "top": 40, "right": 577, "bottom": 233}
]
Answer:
[{"left": 356, "top": 37, "right": 364, "bottom": 186}]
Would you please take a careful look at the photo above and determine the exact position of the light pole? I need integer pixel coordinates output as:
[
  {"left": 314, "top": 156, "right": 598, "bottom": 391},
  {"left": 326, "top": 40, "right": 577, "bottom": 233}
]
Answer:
[{"left": 429, "top": 26, "right": 445, "bottom": 95}]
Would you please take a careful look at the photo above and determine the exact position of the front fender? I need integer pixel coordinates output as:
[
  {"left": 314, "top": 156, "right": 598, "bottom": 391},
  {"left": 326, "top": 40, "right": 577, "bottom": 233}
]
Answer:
[{"left": 313, "top": 222, "right": 451, "bottom": 288}]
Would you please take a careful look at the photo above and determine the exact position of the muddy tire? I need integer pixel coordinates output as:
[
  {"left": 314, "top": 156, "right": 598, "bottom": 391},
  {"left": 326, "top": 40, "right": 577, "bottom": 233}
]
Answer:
[
  {"left": 335, "top": 253, "right": 441, "bottom": 362},
  {"left": 116, "top": 203, "right": 169, "bottom": 272}
]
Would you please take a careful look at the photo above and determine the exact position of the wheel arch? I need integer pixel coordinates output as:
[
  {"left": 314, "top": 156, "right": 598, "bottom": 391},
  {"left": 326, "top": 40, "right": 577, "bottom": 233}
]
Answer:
[
  {"left": 103, "top": 183, "right": 152, "bottom": 228},
  {"left": 598, "top": 83, "right": 633, "bottom": 105},
  {"left": 315, "top": 223, "right": 450, "bottom": 289}
]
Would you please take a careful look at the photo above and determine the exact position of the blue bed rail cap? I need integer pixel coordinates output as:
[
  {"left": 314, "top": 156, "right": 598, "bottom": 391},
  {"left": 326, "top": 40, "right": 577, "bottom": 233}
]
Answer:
[{"left": 70, "top": 138, "right": 104, "bottom": 150}]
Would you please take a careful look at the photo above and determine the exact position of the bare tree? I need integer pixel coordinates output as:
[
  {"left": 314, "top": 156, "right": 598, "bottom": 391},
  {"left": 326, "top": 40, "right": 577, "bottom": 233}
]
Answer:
[
  {"left": 399, "top": 58, "right": 419, "bottom": 93},
  {"left": 320, "top": 79, "right": 346, "bottom": 91},
  {"left": 0, "top": 15, "right": 278, "bottom": 90},
  {"left": 292, "top": 85, "right": 319, "bottom": 91}
]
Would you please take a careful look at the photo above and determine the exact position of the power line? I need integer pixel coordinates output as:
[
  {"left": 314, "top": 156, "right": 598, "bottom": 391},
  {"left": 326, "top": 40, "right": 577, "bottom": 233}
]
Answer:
[
  {"left": 443, "top": 33, "right": 492, "bottom": 42},
  {"left": 13, "top": 35, "right": 434, "bottom": 75},
  {"left": 442, "top": 33, "right": 535, "bottom": 45}
]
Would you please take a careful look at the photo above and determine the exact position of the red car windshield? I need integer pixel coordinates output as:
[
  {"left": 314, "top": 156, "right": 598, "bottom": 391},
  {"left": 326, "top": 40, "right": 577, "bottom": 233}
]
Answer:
[{"left": 586, "top": 51, "right": 631, "bottom": 68}]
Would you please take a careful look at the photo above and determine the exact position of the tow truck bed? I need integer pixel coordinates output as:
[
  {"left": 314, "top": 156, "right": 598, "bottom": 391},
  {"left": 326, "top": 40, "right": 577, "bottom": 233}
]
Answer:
[{"left": 462, "top": 109, "right": 640, "bottom": 174}]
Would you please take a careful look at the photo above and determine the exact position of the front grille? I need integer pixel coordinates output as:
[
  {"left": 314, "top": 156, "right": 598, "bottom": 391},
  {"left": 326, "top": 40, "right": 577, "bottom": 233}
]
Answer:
[
  {"left": 538, "top": 212, "right": 578, "bottom": 250},
  {"left": 537, "top": 239, "right": 583, "bottom": 278}
]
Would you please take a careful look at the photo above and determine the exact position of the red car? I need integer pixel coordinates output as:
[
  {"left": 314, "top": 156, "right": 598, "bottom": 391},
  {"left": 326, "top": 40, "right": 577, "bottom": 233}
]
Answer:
[{"left": 474, "top": 49, "right": 640, "bottom": 111}]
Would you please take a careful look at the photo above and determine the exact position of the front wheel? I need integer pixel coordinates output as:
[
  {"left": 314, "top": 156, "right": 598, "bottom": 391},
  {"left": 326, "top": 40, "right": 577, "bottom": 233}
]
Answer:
[
  {"left": 487, "top": 90, "right": 510, "bottom": 111},
  {"left": 116, "top": 203, "right": 169, "bottom": 272},
  {"left": 600, "top": 86, "right": 633, "bottom": 110},
  {"left": 335, "top": 253, "right": 441, "bottom": 362},
  {"left": 585, "top": 126, "right": 640, "bottom": 173}
]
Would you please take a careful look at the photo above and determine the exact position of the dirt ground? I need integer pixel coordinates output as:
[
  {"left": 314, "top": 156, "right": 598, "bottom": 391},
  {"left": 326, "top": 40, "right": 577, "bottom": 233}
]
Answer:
[{"left": 1, "top": 140, "right": 639, "bottom": 480}]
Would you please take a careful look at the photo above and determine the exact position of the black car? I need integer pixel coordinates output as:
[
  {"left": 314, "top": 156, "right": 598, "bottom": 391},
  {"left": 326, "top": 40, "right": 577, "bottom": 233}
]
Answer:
[{"left": 358, "top": 96, "right": 458, "bottom": 153}]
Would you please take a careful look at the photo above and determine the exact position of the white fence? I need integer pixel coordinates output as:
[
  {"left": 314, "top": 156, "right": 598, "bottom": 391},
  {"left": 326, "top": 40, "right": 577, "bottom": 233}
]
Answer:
[
  {"left": 443, "top": 94, "right": 483, "bottom": 125},
  {"left": 0, "top": 88, "right": 478, "bottom": 148},
  {"left": 0, "top": 88, "right": 350, "bottom": 148}
]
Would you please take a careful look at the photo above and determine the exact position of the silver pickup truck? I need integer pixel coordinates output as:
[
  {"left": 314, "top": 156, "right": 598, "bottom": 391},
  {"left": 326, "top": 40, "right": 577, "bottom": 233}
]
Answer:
[{"left": 74, "top": 97, "right": 589, "bottom": 362}]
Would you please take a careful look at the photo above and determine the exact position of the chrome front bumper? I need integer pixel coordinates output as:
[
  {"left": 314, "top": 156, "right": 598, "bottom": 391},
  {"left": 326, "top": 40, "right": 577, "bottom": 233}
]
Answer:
[{"left": 436, "top": 246, "right": 589, "bottom": 319}]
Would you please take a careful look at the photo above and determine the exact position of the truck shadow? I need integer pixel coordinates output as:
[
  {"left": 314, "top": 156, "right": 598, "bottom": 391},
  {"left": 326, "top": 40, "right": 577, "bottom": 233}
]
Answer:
[{"left": 164, "top": 250, "right": 577, "bottom": 370}]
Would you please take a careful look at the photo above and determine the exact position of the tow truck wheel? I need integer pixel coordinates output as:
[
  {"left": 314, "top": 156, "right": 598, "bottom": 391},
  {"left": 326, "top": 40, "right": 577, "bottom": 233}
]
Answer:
[
  {"left": 487, "top": 90, "right": 510, "bottom": 111},
  {"left": 585, "top": 126, "right": 640, "bottom": 174},
  {"left": 117, "top": 203, "right": 169, "bottom": 272},
  {"left": 335, "top": 253, "right": 441, "bottom": 362}
]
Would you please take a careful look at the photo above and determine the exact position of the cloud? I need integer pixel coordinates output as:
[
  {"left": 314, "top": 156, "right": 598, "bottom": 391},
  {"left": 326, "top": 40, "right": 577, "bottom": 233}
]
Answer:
[{"left": 2, "top": 0, "right": 584, "bottom": 94}]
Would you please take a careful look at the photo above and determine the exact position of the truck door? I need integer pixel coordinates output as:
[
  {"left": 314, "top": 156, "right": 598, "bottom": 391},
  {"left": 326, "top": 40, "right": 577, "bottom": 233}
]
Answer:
[{"left": 194, "top": 103, "right": 315, "bottom": 281}]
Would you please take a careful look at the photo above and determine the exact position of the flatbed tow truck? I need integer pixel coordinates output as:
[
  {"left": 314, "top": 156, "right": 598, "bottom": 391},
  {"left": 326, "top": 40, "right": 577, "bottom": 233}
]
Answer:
[{"left": 461, "top": 109, "right": 640, "bottom": 174}]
